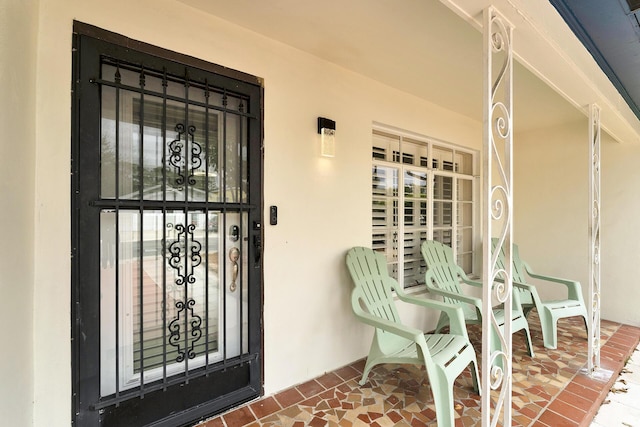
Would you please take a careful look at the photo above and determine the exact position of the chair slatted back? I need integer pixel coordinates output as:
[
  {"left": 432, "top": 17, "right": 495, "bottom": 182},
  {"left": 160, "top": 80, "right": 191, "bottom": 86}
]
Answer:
[
  {"left": 421, "top": 241, "right": 465, "bottom": 305},
  {"left": 346, "top": 247, "right": 401, "bottom": 325}
]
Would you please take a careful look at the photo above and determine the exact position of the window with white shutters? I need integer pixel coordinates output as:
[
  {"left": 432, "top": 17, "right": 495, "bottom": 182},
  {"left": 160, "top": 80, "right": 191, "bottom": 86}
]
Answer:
[{"left": 372, "top": 128, "right": 477, "bottom": 288}]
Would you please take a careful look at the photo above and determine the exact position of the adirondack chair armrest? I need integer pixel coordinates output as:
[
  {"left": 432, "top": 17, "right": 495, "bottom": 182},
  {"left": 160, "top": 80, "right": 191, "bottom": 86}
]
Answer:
[
  {"left": 523, "top": 263, "right": 583, "bottom": 301},
  {"left": 460, "top": 275, "right": 483, "bottom": 288},
  {"left": 423, "top": 271, "right": 482, "bottom": 307},
  {"left": 351, "top": 292, "right": 424, "bottom": 342},
  {"left": 487, "top": 278, "right": 531, "bottom": 311},
  {"left": 494, "top": 277, "right": 534, "bottom": 293},
  {"left": 512, "top": 281, "right": 536, "bottom": 293},
  {"left": 424, "top": 286, "right": 482, "bottom": 308},
  {"left": 394, "top": 289, "right": 468, "bottom": 338}
]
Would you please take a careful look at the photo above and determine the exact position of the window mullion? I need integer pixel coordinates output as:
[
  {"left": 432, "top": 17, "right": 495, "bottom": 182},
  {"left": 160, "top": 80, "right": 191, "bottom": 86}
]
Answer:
[
  {"left": 427, "top": 142, "right": 434, "bottom": 242},
  {"left": 398, "top": 157, "right": 405, "bottom": 288},
  {"left": 473, "top": 175, "right": 479, "bottom": 274},
  {"left": 427, "top": 170, "right": 434, "bottom": 242},
  {"left": 452, "top": 173, "right": 458, "bottom": 261}
]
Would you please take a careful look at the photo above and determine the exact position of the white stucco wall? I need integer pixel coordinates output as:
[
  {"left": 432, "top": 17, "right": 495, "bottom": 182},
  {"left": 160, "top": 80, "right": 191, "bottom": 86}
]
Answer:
[
  {"left": 514, "top": 121, "right": 640, "bottom": 328},
  {"left": 0, "top": 0, "right": 38, "bottom": 426},
  {"left": 29, "top": 0, "right": 482, "bottom": 424},
  {"left": 513, "top": 122, "right": 590, "bottom": 302},
  {"left": 600, "top": 135, "right": 640, "bottom": 327}
]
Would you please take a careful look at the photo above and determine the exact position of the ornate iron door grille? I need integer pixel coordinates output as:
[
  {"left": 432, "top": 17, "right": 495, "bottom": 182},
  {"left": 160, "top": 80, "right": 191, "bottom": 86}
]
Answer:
[{"left": 72, "top": 23, "right": 263, "bottom": 427}]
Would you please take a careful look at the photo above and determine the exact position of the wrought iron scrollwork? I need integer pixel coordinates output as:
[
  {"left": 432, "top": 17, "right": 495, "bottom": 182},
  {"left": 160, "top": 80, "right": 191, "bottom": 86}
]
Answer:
[
  {"left": 168, "top": 299, "right": 203, "bottom": 362},
  {"left": 482, "top": 6, "right": 514, "bottom": 427},
  {"left": 167, "top": 221, "right": 203, "bottom": 363},
  {"left": 169, "top": 124, "right": 186, "bottom": 186},
  {"left": 187, "top": 223, "right": 202, "bottom": 282},
  {"left": 588, "top": 104, "right": 601, "bottom": 373},
  {"left": 188, "top": 125, "right": 202, "bottom": 185},
  {"left": 167, "top": 123, "right": 203, "bottom": 188}
]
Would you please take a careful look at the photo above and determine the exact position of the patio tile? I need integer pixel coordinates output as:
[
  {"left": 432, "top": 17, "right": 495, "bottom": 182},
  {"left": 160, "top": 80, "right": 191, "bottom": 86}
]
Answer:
[
  {"left": 200, "top": 416, "right": 224, "bottom": 427},
  {"left": 297, "top": 379, "right": 326, "bottom": 398},
  {"left": 349, "top": 359, "right": 366, "bottom": 373},
  {"left": 274, "top": 387, "right": 305, "bottom": 407},
  {"left": 598, "top": 357, "right": 622, "bottom": 372},
  {"left": 334, "top": 365, "right": 360, "bottom": 382},
  {"left": 195, "top": 315, "right": 639, "bottom": 427},
  {"left": 600, "top": 346, "right": 627, "bottom": 361},
  {"left": 606, "top": 333, "right": 637, "bottom": 345},
  {"left": 557, "top": 390, "right": 597, "bottom": 412},
  {"left": 547, "top": 398, "right": 586, "bottom": 424},
  {"left": 317, "top": 372, "right": 344, "bottom": 389},
  {"left": 571, "top": 373, "right": 609, "bottom": 391},
  {"left": 564, "top": 382, "right": 600, "bottom": 401},
  {"left": 250, "top": 397, "right": 281, "bottom": 419},
  {"left": 537, "top": 409, "right": 578, "bottom": 427},
  {"left": 222, "top": 406, "right": 256, "bottom": 426}
]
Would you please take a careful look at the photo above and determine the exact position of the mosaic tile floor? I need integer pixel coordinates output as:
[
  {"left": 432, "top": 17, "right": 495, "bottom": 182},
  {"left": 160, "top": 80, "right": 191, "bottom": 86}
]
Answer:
[{"left": 196, "top": 312, "right": 640, "bottom": 427}]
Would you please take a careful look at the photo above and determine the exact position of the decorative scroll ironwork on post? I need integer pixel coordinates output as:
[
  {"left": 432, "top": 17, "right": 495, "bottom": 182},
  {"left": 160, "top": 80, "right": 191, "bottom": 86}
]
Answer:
[
  {"left": 588, "top": 104, "right": 601, "bottom": 373},
  {"left": 168, "top": 222, "right": 203, "bottom": 363},
  {"left": 482, "top": 7, "right": 514, "bottom": 427}
]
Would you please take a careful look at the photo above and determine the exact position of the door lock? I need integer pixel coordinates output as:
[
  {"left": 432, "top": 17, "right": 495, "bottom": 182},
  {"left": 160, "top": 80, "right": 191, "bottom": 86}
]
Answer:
[{"left": 229, "top": 225, "right": 240, "bottom": 242}]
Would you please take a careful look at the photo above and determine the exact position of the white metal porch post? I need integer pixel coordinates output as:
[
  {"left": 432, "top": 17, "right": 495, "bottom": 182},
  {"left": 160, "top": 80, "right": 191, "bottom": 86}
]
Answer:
[
  {"left": 588, "top": 103, "right": 601, "bottom": 373},
  {"left": 482, "top": 6, "right": 514, "bottom": 427}
]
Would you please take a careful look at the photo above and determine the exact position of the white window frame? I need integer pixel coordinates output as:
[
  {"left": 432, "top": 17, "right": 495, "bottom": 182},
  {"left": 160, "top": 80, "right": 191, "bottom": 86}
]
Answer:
[{"left": 372, "top": 124, "right": 478, "bottom": 289}]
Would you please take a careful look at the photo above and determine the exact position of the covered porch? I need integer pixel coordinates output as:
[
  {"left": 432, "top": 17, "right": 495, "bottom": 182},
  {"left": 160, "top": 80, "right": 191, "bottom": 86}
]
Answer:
[
  {"left": 199, "top": 316, "right": 640, "bottom": 426},
  {"left": 5, "top": 0, "right": 640, "bottom": 426}
]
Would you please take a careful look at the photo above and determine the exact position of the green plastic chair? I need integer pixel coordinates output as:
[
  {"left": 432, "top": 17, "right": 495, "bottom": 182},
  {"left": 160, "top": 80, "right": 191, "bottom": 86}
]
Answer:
[
  {"left": 420, "top": 240, "right": 535, "bottom": 358},
  {"left": 346, "top": 247, "right": 480, "bottom": 427},
  {"left": 492, "top": 238, "right": 589, "bottom": 349}
]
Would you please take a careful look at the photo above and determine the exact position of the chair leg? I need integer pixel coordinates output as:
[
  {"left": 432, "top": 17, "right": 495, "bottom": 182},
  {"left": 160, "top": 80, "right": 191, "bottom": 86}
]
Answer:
[
  {"left": 579, "top": 304, "right": 589, "bottom": 338},
  {"left": 582, "top": 315, "right": 589, "bottom": 337},
  {"left": 359, "top": 358, "right": 376, "bottom": 386},
  {"left": 470, "top": 360, "right": 481, "bottom": 396},
  {"left": 360, "top": 337, "right": 388, "bottom": 386},
  {"left": 512, "top": 315, "right": 535, "bottom": 357},
  {"left": 540, "top": 307, "right": 558, "bottom": 350},
  {"left": 430, "top": 371, "right": 455, "bottom": 427},
  {"left": 523, "top": 326, "right": 535, "bottom": 358}
]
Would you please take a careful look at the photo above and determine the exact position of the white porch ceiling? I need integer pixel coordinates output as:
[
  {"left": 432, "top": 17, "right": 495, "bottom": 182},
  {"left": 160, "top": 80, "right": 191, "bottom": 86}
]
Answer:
[{"left": 177, "top": 0, "right": 640, "bottom": 141}]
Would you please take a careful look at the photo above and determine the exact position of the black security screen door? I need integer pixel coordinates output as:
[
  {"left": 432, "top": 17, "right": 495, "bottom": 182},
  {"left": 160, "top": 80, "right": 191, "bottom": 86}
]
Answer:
[{"left": 72, "top": 23, "right": 263, "bottom": 427}]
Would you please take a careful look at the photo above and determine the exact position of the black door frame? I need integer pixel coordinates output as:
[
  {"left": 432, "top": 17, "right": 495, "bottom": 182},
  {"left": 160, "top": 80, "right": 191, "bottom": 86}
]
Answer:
[{"left": 71, "top": 22, "right": 264, "bottom": 426}]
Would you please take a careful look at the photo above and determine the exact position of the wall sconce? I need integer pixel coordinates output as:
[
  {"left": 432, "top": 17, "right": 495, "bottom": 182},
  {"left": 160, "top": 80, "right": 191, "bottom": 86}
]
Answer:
[{"left": 317, "top": 117, "right": 336, "bottom": 157}]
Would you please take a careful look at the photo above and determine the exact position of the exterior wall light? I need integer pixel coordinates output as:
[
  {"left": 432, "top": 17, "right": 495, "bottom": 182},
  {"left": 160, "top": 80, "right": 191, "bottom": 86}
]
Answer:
[{"left": 317, "top": 117, "right": 336, "bottom": 157}]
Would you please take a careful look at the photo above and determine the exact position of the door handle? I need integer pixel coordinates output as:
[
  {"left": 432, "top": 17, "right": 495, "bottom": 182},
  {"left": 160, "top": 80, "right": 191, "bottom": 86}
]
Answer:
[{"left": 229, "top": 247, "right": 240, "bottom": 292}]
